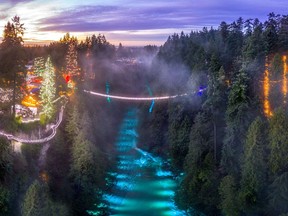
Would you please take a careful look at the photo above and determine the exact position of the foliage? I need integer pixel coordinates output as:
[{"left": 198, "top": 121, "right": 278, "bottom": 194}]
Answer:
[
  {"left": 239, "top": 117, "right": 267, "bottom": 214},
  {"left": 268, "top": 108, "right": 288, "bottom": 175},
  {"left": 168, "top": 102, "right": 192, "bottom": 170},
  {"left": 221, "top": 68, "right": 251, "bottom": 176},
  {"left": 21, "top": 180, "right": 69, "bottom": 216},
  {"left": 40, "top": 56, "right": 56, "bottom": 119},
  {"left": 0, "top": 185, "right": 10, "bottom": 215},
  {"left": 65, "top": 42, "right": 80, "bottom": 76},
  {"left": 219, "top": 175, "right": 240, "bottom": 216},
  {"left": 269, "top": 172, "right": 288, "bottom": 214},
  {"left": 180, "top": 111, "right": 220, "bottom": 214},
  {"left": 1, "top": 13, "right": 288, "bottom": 216},
  {"left": 0, "top": 16, "right": 26, "bottom": 117},
  {"left": 34, "top": 57, "right": 45, "bottom": 76},
  {"left": 0, "top": 137, "right": 12, "bottom": 181},
  {"left": 143, "top": 13, "right": 288, "bottom": 216}
]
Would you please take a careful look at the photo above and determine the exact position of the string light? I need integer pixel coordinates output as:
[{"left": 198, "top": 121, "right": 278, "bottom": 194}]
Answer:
[
  {"left": 283, "top": 55, "right": 287, "bottom": 104},
  {"left": 83, "top": 90, "right": 194, "bottom": 101},
  {"left": 0, "top": 97, "right": 67, "bottom": 144},
  {"left": 263, "top": 58, "right": 273, "bottom": 117},
  {"left": 40, "top": 56, "right": 56, "bottom": 119}
]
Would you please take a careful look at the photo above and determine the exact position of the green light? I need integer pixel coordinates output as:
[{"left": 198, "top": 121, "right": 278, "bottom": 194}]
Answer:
[
  {"left": 90, "top": 109, "right": 188, "bottom": 216},
  {"left": 156, "top": 190, "right": 175, "bottom": 197}
]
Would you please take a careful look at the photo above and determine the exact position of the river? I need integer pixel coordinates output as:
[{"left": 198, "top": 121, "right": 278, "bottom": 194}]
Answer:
[{"left": 98, "top": 109, "right": 187, "bottom": 216}]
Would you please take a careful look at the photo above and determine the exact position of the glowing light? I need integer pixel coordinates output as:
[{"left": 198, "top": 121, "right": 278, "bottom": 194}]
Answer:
[
  {"left": 134, "top": 147, "right": 159, "bottom": 163},
  {"left": 156, "top": 190, "right": 175, "bottom": 197},
  {"left": 106, "top": 82, "right": 111, "bottom": 103},
  {"left": 198, "top": 86, "right": 206, "bottom": 96},
  {"left": 89, "top": 109, "right": 187, "bottom": 216},
  {"left": 84, "top": 90, "right": 188, "bottom": 101},
  {"left": 263, "top": 58, "right": 273, "bottom": 117},
  {"left": 21, "top": 95, "right": 39, "bottom": 107},
  {"left": 40, "top": 56, "right": 56, "bottom": 119},
  {"left": 147, "top": 85, "right": 155, "bottom": 113},
  {"left": 21, "top": 118, "right": 40, "bottom": 123},
  {"left": 116, "top": 174, "right": 129, "bottom": 179},
  {"left": 0, "top": 97, "right": 67, "bottom": 144},
  {"left": 116, "top": 180, "right": 134, "bottom": 191},
  {"left": 283, "top": 55, "right": 287, "bottom": 104},
  {"left": 65, "top": 74, "right": 70, "bottom": 83},
  {"left": 156, "top": 170, "right": 173, "bottom": 177},
  {"left": 149, "top": 100, "right": 155, "bottom": 113},
  {"left": 39, "top": 171, "right": 49, "bottom": 183}
]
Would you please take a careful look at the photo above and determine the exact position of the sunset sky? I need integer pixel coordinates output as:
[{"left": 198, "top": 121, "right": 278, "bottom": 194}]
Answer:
[{"left": 0, "top": 0, "right": 287, "bottom": 46}]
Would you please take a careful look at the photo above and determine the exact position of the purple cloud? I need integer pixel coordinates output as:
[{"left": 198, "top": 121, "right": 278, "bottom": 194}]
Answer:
[
  {"left": 38, "top": 0, "right": 287, "bottom": 34},
  {"left": 7, "top": 0, "right": 34, "bottom": 4}
]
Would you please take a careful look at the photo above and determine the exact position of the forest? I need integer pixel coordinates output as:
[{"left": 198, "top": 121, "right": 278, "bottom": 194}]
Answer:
[{"left": 0, "top": 12, "right": 288, "bottom": 216}]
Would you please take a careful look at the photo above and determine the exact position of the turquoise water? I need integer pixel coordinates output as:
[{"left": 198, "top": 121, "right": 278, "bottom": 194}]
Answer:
[
  {"left": 88, "top": 109, "right": 186, "bottom": 216},
  {"left": 109, "top": 109, "right": 186, "bottom": 216}
]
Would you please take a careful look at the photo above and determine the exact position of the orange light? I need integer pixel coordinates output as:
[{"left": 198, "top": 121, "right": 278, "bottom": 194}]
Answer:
[
  {"left": 21, "top": 95, "right": 39, "bottom": 107},
  {"left": 283, "top": 55, "right": 287, "bottom": 104},
  {"left": 264, "top": 59, "right": 273, "bottom": 117},
  {"left": 39, "top": 171, "right": 49, "bottom": 183}
]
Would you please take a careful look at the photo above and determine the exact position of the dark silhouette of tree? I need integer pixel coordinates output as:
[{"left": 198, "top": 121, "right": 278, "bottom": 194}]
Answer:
[{"left": 0, "top": 16, "right": 25, "bottom": 117}]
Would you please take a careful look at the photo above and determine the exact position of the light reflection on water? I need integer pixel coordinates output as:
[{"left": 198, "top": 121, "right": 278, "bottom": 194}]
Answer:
[{"left": 88, "top": 109, "right": 187, "bottom": 216}]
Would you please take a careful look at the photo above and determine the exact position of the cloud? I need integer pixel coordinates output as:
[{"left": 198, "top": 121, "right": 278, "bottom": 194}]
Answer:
[
  {"left": 38, "top": 0, "right": 287, "bottom": 34},
  {"left": 6, "top": 0, "right": 34, "bottom": 5},
  {"left": 2, "top": 0, "right": 287, "bottom": 45},
  {"left": 9, "top": 0, "right": 33, "bottom": 2}
]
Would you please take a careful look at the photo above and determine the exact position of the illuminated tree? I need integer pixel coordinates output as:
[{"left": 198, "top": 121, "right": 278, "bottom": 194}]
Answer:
[
  {"left": 65, "top": 42, "right": 80, "bottom": 77},
  {"left": 34, "top": 57, "right": 45, "bottom": 76},
  {"left": 40, "top": 57, "right": 56, "bottom": 119}
]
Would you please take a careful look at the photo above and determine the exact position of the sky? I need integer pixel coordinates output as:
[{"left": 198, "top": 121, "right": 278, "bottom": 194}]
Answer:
[{"left": 0, "top": 0, "right": 287, "bottom": 46}]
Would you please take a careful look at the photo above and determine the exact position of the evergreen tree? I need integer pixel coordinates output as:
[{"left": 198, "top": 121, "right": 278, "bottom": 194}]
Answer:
[
  {"left": 221, "top": 68, "right": 251, "bottom": 176},
  {"left": 181, "top": 111, "right": 220, "bottom": 214},
  {"left": 204, "top": 66, "right": 227, "bottom": 162},
  {"left": 269, "top": 172, "right": 288, "bottom": 215},
  {"left": 268, "top": 108, "right": 288, "bottom": 175},
  {"left": 0, "top": 16, "right": 25, "bottom": 117},
  {"left": 168, "top": 103, "right": 191, "bottom": 170},
  {"left": 239, "top": 117, "right": 268, "bottom": 214},
  {"left": 65, "top": 42, "right": 80, "bottom": 76},
  {"left": 69, "top": 130, "right": 104, "bottom": 214},
  {"left": 0, "top": 137, "right": 12, "bottom": 181},
  {"left": 65, "top": 105, "right": 80, "bottom": 143},
  {"left": 243, "top": 19, "right": 265, "bottom": 61},
  {"left": 21, "top": 180, "right": 69, "bottom": 216},
  {"left": 34, "top": 57, "right": 45, "bottom": 76},
  {"left": 264, "top": 13, "right": 280, "bottom": 54},
  {"left": 278, "top": 15, "right": 288, "bottom": 52},
  {"left": 40, "top": 56, "right": 56, "bottom": 119},
  {"left": 269, "top": 54, "right": 284, "bottom": 109},
  {"left": 0, "top": 185, "right": 10, "bottom": 215},
  {"left": 146, "top": 103, "right": 169, "bottom": 155},
  {"left": 219, "top": 175, "right": 240, "bottom": 216}
]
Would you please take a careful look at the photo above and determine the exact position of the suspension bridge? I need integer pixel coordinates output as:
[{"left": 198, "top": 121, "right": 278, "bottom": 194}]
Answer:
[{"left": 0, "top": 87, "right": 205, "bottom": 144}]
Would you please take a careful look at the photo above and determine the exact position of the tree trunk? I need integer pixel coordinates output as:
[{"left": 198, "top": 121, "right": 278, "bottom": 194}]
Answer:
[{"left": 12, "top": 72, "right": 16, "bottom": 118}]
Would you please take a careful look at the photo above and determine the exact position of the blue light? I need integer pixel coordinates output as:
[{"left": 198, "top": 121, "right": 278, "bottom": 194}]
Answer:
[
  {"left": 149, "top": 100, "right": 155, "bottom": 113},
  {"left": 106, "top": 82, "right": 111, "bottom": 103},
  {"left": 146, "top": 85, "right": 155, "bottom": 113},
  {"left": 156, "top": 170, "right": 173, "bottom": 177},
  {"left": 90, "top": 109, "right": 189, "bottom": 216},
  {"left": 116, "top": 180, "right": 134, "bottom": 191},
  {"left": 197, "top": 86, "right": 207, "bottom": 96}
]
